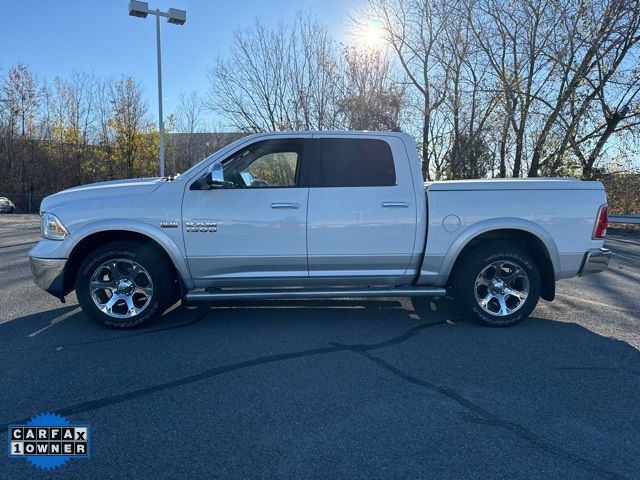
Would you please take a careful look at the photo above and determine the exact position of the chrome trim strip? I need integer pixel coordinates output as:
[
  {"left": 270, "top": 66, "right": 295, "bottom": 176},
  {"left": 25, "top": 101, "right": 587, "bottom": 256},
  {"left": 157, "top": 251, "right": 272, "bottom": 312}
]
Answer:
[
  {"left": 578, "top": 248, "right": 611, "bottom": 276},
  {"left": 185, "top": 286, "right": 447, "bottom": 302}
]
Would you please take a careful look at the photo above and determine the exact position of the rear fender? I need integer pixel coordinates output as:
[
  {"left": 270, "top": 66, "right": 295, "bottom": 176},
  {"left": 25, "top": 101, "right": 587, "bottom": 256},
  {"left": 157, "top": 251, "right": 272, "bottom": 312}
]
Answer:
[{"left": 437, "top": 217, "right": 561, "bottom": 286}]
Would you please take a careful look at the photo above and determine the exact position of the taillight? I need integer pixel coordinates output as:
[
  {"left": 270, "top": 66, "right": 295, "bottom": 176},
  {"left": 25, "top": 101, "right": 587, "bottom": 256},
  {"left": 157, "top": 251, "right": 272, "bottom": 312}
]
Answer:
[{"left": 593, "top": 205, "right": 608, "bottom": 239}]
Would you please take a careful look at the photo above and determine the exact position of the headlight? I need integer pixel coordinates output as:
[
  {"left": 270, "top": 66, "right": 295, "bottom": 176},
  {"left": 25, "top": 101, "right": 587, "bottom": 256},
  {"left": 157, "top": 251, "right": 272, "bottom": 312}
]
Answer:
[{"left": 41, "top": 212, "right": 69, "bottom": 240}]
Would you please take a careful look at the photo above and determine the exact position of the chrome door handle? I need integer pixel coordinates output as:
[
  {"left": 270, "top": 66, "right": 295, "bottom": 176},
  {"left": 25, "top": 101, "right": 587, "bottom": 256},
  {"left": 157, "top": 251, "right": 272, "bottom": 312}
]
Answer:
[
  {"left": 382, "top": 201, "right": 409, "bottom": 208},
  {"left": 271, "top": 202, "right": 299, "bottom": 209}
]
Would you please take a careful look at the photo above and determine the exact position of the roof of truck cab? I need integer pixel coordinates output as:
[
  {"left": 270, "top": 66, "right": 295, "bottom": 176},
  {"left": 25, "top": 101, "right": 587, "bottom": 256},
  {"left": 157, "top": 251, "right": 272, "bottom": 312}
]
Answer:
[
  {"left": 426, "top": 178, "right": 604, "bottom": 191},
  {"left": 244, "top": 130, "right": 412, "bottom": 139}
]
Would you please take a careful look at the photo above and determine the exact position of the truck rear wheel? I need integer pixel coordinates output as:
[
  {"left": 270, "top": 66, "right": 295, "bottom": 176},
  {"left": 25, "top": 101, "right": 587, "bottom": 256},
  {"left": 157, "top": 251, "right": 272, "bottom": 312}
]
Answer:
[
  {"left": 452, "top": 245, "right": 541, "bottom": 327},
  {"left": 75, "top": 242, "right": 174, "bottom": 328}
]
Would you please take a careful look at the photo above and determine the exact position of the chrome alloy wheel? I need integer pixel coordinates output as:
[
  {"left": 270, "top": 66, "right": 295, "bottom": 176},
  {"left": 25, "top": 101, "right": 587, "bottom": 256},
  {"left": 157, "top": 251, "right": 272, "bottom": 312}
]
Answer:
[
  {"left": 89, "top": 259, "right": 153, "bottom": 318},
  {"left": 474, "top": 260, "right": 530, "bottom": 317}
]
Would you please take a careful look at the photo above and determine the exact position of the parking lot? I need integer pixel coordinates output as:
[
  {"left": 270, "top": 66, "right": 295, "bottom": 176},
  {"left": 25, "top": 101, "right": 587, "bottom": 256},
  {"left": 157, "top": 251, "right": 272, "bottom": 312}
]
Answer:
[{"left": 1, "top": 214, "right": 639, "bottom": 479}]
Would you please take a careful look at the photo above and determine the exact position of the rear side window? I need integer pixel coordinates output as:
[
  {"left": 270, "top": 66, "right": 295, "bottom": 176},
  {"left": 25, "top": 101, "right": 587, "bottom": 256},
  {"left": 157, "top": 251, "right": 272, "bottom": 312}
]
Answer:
[{"left": 310, "top": 138, "right": 396, "bottom": 187}]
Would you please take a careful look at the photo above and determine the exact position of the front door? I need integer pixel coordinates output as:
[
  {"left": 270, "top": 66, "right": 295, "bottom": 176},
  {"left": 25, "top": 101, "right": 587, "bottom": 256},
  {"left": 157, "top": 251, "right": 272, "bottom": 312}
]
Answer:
[{"left": 182, "top": 137, "right": 309, "bottom": 286}]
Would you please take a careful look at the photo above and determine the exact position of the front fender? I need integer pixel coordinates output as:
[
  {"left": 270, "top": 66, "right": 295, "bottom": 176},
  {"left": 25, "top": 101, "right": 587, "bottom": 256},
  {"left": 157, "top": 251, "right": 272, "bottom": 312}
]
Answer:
[
  {"left": 436, "top": 217, "right": 561, "bottom": 286},
  {"left": 44, "top": 219, "right": 193, "bottom": 290}
]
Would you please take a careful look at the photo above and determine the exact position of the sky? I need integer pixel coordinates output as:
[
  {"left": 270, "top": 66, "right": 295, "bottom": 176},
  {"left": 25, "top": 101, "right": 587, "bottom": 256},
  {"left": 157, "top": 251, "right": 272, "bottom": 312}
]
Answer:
[{"left": 0, "top": 0, "right": 360, "bottom": 126}]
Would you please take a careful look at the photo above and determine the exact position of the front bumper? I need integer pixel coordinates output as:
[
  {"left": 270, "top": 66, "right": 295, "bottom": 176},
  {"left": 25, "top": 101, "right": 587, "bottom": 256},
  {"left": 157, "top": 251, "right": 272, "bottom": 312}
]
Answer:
[
  {"left": 30, "top": 257, "right": 67, "bottom": 299},
  {"left": 578, "top": 248, "right": 611, "bottom": 276}
]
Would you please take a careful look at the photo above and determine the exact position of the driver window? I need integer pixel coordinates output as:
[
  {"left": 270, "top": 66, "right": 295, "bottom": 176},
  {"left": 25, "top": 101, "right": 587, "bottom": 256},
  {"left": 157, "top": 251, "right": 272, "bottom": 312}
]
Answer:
[{"left": 222, "top": 139, "right": 302, "bottom": 188}]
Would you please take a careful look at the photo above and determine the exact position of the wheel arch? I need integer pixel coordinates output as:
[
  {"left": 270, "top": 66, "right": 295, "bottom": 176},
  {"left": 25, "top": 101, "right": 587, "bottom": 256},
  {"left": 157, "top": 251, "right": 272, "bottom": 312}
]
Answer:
[
  {"left": 442, "top": 220, "right": 559, "bottom": 301},
  {"left": 62, "top": 221, "right": 192, "bottom": 296}
]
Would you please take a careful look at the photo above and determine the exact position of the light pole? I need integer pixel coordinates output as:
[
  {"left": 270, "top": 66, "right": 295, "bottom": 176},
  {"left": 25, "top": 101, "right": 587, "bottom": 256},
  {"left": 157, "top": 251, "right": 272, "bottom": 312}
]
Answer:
[{"left": 128, "top": 1, "right": 186, "bottom": 177}]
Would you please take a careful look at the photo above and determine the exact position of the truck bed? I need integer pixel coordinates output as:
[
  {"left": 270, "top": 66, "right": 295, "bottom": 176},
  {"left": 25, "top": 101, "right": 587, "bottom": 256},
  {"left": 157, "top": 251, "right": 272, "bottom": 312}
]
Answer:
[{"left": 426, "top": 178, "right": 603, "bottom": 191}]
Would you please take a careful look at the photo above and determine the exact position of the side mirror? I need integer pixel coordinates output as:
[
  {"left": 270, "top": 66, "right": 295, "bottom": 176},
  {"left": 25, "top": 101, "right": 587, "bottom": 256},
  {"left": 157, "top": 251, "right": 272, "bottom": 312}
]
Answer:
[{"left": 206, "top": 163, "right": 225, "bottom": 187}]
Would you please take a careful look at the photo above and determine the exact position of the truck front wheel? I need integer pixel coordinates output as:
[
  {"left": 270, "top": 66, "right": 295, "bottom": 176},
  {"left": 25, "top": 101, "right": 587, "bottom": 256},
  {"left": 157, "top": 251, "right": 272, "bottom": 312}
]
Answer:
[
  {"left": 453, "top": 245, "right": 541, "bottom": 327},
  {"left": 75, "top": 242, "right": 174, "bottom": 328}
]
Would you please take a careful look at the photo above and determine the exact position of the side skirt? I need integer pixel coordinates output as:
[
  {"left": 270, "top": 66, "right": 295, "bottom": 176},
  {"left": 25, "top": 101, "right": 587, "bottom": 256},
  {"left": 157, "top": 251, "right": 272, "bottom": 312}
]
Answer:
[{"left": 184, "top": 286, "right": 447, "bottom": 302}]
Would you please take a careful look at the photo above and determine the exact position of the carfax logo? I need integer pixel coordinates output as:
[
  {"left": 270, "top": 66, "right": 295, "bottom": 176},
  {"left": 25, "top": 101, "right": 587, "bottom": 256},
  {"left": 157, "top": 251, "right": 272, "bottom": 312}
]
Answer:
[{"left": 8, "top": 412, "right": 90, "bottom": 470}]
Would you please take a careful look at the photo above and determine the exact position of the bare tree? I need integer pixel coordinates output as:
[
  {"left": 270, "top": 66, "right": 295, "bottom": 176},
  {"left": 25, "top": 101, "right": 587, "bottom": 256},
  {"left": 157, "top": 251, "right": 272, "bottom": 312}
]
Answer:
[
  {"left": 109, "top": 76, "right": 153, "bottom": 178},
  {"left": 461, "top": 0, "right": 638, "bottom": 178},
  {"left": 440, "top": 3, "right": 498, "bottom": 178},
  {"left": 525, "top": 0, "right": 636, "bottom": 175},
  {"left": 1, "top": 64, "right": 40, "bottom": 191},
  {"left": 545, "top": 0, "right": 640, "bottom": 178},
  {"left": 43, "top": 72, "right": 97, "bottom": 185},
  {"left": 337, "top": 47, "right": 404, "bottom": 130},
  {"left": 3, "top": 63, "right": 39, "bottom": 138},
  {"left": 0, "top": 66, "right": 161, "bottom": 207},
  {"left": 466, "top": 0, "right": 563, "bottom": 177},
  {"left": 173, "top": 91, "right": 205, "bottom": 170},
  {"left": 366, "top": 0, "right": 451, "bottom": 180},
  {"left": 289, "top": 11, "right": 342, "bottom": 130},
  {"left": 206, "top": 13, "right": 340, "bottom": 132},
  {"left": 3, "top": 0, "right": 640, "bottom": 214}
]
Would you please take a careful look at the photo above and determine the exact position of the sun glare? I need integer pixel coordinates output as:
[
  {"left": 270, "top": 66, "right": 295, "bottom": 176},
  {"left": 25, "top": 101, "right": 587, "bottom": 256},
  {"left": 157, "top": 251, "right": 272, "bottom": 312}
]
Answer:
[{"left": 357, "top": 19, "right": 384, "bottom": 49}]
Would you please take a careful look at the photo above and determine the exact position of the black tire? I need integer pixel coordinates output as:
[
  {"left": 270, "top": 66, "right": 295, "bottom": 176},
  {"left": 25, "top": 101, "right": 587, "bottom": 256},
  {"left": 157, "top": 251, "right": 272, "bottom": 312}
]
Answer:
[
  {"left": 452, "top": 244, "right": 541, "bottom": 327},
  {"left": 75, "top": 241, "right": 175, "bottom": 328}
]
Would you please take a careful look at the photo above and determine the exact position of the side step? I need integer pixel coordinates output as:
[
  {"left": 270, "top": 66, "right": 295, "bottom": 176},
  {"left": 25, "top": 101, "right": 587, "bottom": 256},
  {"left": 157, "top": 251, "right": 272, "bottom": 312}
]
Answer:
[{"left": 185, "top": 286, "right": 447, "bottom": 302}]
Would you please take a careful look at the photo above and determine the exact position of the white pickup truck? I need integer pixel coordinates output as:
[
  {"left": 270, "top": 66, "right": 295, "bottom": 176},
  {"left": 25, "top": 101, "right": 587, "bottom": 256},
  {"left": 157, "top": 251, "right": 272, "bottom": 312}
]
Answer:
[{"left": 30, "top": 131, "right": 610, "bottom": 328}]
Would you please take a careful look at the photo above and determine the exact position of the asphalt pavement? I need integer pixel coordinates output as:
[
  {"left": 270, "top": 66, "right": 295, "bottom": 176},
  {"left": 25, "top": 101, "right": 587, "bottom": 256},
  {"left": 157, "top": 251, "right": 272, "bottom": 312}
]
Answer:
[{"left": 1, "top": 215, "right": 639, "bottom": 479}]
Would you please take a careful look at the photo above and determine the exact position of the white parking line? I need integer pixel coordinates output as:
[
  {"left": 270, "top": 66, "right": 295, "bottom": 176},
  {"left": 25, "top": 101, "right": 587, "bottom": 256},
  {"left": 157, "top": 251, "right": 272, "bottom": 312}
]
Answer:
[
  {"left": 28, "top": 307, "right": 81, "bottom": 337},
  {"left": 555, "top": 292, "right": 640, "bottom": 313}
]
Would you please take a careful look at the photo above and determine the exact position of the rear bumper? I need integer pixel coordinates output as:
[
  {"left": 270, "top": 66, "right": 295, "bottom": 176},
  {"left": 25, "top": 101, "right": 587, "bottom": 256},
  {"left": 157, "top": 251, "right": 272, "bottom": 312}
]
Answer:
[
  {"left": 30, "top": 257, "right": 67, "bottom": 299},
  {"left": 578, "top": 248, "right": 611, "bottom": 276}
]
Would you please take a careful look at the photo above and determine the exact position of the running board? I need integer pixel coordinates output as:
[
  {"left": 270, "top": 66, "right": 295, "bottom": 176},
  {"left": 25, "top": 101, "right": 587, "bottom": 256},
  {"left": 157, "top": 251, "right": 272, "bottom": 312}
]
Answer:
[{"left": 185, "top": 286, "right": 447, "bottom": 302}]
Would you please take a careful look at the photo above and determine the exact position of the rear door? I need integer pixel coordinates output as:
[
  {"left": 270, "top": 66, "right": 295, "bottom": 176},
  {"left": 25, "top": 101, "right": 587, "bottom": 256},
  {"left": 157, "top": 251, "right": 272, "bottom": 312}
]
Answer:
[{"left": 306, "top": 135, "right": 417, "bottom": 283}]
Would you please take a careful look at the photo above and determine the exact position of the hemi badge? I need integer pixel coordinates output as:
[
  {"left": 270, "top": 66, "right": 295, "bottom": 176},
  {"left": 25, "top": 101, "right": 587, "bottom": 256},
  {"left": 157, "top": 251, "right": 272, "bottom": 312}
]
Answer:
[
  {"left": 160, "top": 221, "right": 178, "bottom": 228},
  {"left": 185, "top": 221, "right": 217, "bottom": 232}
]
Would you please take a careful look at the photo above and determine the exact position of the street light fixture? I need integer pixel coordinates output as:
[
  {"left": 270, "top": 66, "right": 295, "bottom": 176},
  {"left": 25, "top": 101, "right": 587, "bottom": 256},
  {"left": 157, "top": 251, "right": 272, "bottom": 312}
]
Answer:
[{"left": 128, "top": 1, "right": 186, "bottom": 177}]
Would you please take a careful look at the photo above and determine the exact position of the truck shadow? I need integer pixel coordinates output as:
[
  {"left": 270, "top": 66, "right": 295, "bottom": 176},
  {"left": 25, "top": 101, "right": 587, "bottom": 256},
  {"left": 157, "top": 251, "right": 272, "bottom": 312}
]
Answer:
[{"left": 1, "top": 296, "right": 639, "bottom": 477}]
